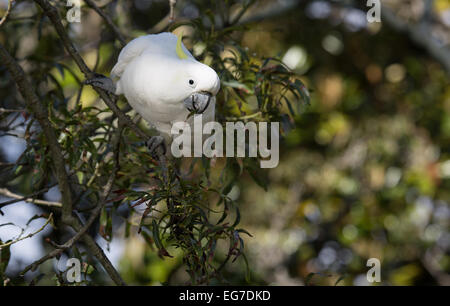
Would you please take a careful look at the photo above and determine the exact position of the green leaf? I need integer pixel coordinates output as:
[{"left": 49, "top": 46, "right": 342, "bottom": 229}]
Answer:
[
  {"left": 243, "top": 158, "right": 268, "bottom": 191},
  {"left": 242, "top": 253, "right": 251, "bottom": 283},
  {"left": 26, "top": 214, "right": 47, "bottom": 226},
  {"left": 83, "top": 263, "right": 95, "bottom": 275},
  {"left": 293, "top": 79, "right": 310, "bottom": 105},
  {"left": 305, "top": 272, "right": 316, "bottom": 286},
  {"left": 54, "top": 63, "right": 65, "bottom": 79},
  {"left": 0, "top": 241, "right": 11, "bottom": 283},
  {"left": 14, "top": 165, "right": 23, "bottom": 175},
  {"left": 221, "top": 159, "right": 243, "bottom": 195},
  {"left": 232, "top": 203, "right": 241, "bottom": 227},
  {"left": 76, "top": 171, "right": 84, "bottom": 185},
  {"left": 202, "top": 156, "right": 210, "bottom": 180},
  {"left": 236, "top": 228, "right": 253, "bottom": 237},
  {"left": 334, "top": 275, "right": 346, "bottom": 286},
  {"left": 99, "top": 208, "right": 112, "bottom": 241},
  {"left": 151, "top": 220, "right": 163, "bottom": 250},
  {"left": 222, "top": 81, "right": 254, "bottom": 94}
]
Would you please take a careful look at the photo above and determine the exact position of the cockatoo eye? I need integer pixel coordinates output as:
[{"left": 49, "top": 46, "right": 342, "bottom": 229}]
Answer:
[{"left": 188, "top": 79, "right": 195, "bottom": 86}]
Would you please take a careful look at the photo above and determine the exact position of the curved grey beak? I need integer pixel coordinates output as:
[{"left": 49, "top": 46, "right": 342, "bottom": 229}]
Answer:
[{"left": 183, "top": 91, "right": 212, "bottom": 114}]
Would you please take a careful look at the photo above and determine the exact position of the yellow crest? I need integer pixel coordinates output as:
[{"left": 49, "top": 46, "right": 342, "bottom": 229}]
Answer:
[{"left": 176, "top": 33, "right": 188, "bottom": 60}]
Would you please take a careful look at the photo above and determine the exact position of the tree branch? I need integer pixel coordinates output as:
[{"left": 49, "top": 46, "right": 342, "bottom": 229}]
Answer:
[
  {"left": 381, "top": 6, "right": 450, "bottom": 74},
  {"left": 84, "top": 0, "right": 126, "bottom": 47},
  {"left": 0, "top": 107, "right": 25, "bottom": 113},
  {"left": 0, "top": 187, "right": 62, "bottom": 209},
  {"left": 169, "top": 0, "right": 177, "bottom": 22},
  {"left": 56, "top": 124, "right": 123, "bottom": 251},
  {"left": 0, "top": 0, "right": 14, "bottom": 27},
  {"left": 20, "top": 125, "right": 125, "bottom": 285},
  {"left": 0, "top": 43, "right": 74, "bottom": 224},
  {"left": 34, "top": 0, "right": 170, "bottom": 183},
  {"left": 0, "top": 27, "right": 126, "bottom": 286},
  {"left": 0, "top": 213, "right": 53, "bottom": 249},
  {"left": 21, "top": 204, "right": 126, "bottom": 286},
  {"left": 33, "top": 0, "right": 150, "bottom": 142}
]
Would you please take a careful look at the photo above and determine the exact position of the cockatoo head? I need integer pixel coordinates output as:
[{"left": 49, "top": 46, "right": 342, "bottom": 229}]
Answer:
[
  {"left": 172, "top": 35, "right": 220, "bottom": 114},
  {"left": 111, "top": 32, "right": 220, "bottom": 126}
]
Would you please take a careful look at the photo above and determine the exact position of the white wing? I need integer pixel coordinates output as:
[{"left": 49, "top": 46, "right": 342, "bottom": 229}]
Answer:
[
  {"left": 111, "top": 33, "right": 194, "bottom": 95},
  {"left": 111, "top": 35, "right": 155, "bottom": 94}
]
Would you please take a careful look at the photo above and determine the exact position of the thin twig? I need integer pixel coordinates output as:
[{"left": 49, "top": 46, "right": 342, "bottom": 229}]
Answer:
[
  {"left": 20, "top": 126, "right": 124, "bottom": 283},
  {"left": 169, "top": 0, "right": 177, "bottom": 22},
  {"left": 0, "top": 213, "right": 53, "bottom": 249},
  {"left": 84, "top": 0, "right": 126, "bottom": 47},
  {"left": 225, "top": 111, "right": 262, "bottom": 121},
  {"left": 19, "top": 244, "right": 66, "bottom": 276},
  {"left": 0, "top": 186, "right": 62, "bottom": 209},
  {"left": 56, "top": 124, "right": 123, "bottom": 250},
  {"left": 0, "top": 0, "right": 14, "bottom": 27},
  {"left": 230, "top": 0, "right": 256, "bottom": 25},
  {"left": 34, "top": 0, "right": 168, "bottom": 180},
  {"left": 0, "top": 43, "right": 74, "bottom": 224},
  {"left": 33, "top": 0, "right": 152, "bottom": 144},
  {"left": 0, "top": 26, "right": 125, "bottom": 285},
  {"left": 0, "top": 107, "right": 24, "bottom": 113}
]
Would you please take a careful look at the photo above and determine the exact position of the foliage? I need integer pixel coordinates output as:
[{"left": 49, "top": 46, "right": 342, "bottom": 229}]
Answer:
[
  {"left": 0, "top": 0, "right": 307, "bottom": 285},
  {"left": 0, "top": 0, "right": 448, "bottom": 286}
]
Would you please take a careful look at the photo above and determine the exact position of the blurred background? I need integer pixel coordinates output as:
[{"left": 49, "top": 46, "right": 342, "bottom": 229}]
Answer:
[{"left": 1, "top": 0, "right": 449, "bottom": 285}]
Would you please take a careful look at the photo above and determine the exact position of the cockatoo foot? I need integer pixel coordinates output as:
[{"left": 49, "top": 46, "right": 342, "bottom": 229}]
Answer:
[
  {"left": 145, "top": 135, "right": 166, "bottom": 157},
  {"left": 85, "top": 74, "right": 116, "bottom": 94}
]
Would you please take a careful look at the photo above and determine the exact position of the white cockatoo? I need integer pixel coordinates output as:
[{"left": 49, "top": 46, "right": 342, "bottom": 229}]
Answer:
[{"left": 87, "top": 32, "right": 220, "bottom": 153}]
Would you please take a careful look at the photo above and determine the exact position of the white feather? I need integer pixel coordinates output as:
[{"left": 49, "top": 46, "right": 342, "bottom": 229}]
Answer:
[{"left": 110, "top": 32, "right": 220, "bottom": 142}]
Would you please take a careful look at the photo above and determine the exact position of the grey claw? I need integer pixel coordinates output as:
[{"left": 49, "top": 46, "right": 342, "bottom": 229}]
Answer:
[
  {"left": 85, "top": 74, "right": 116, "bottom": 94},
  {"left": 145, "top": 136, "right": 166, "bottom": 156}
]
